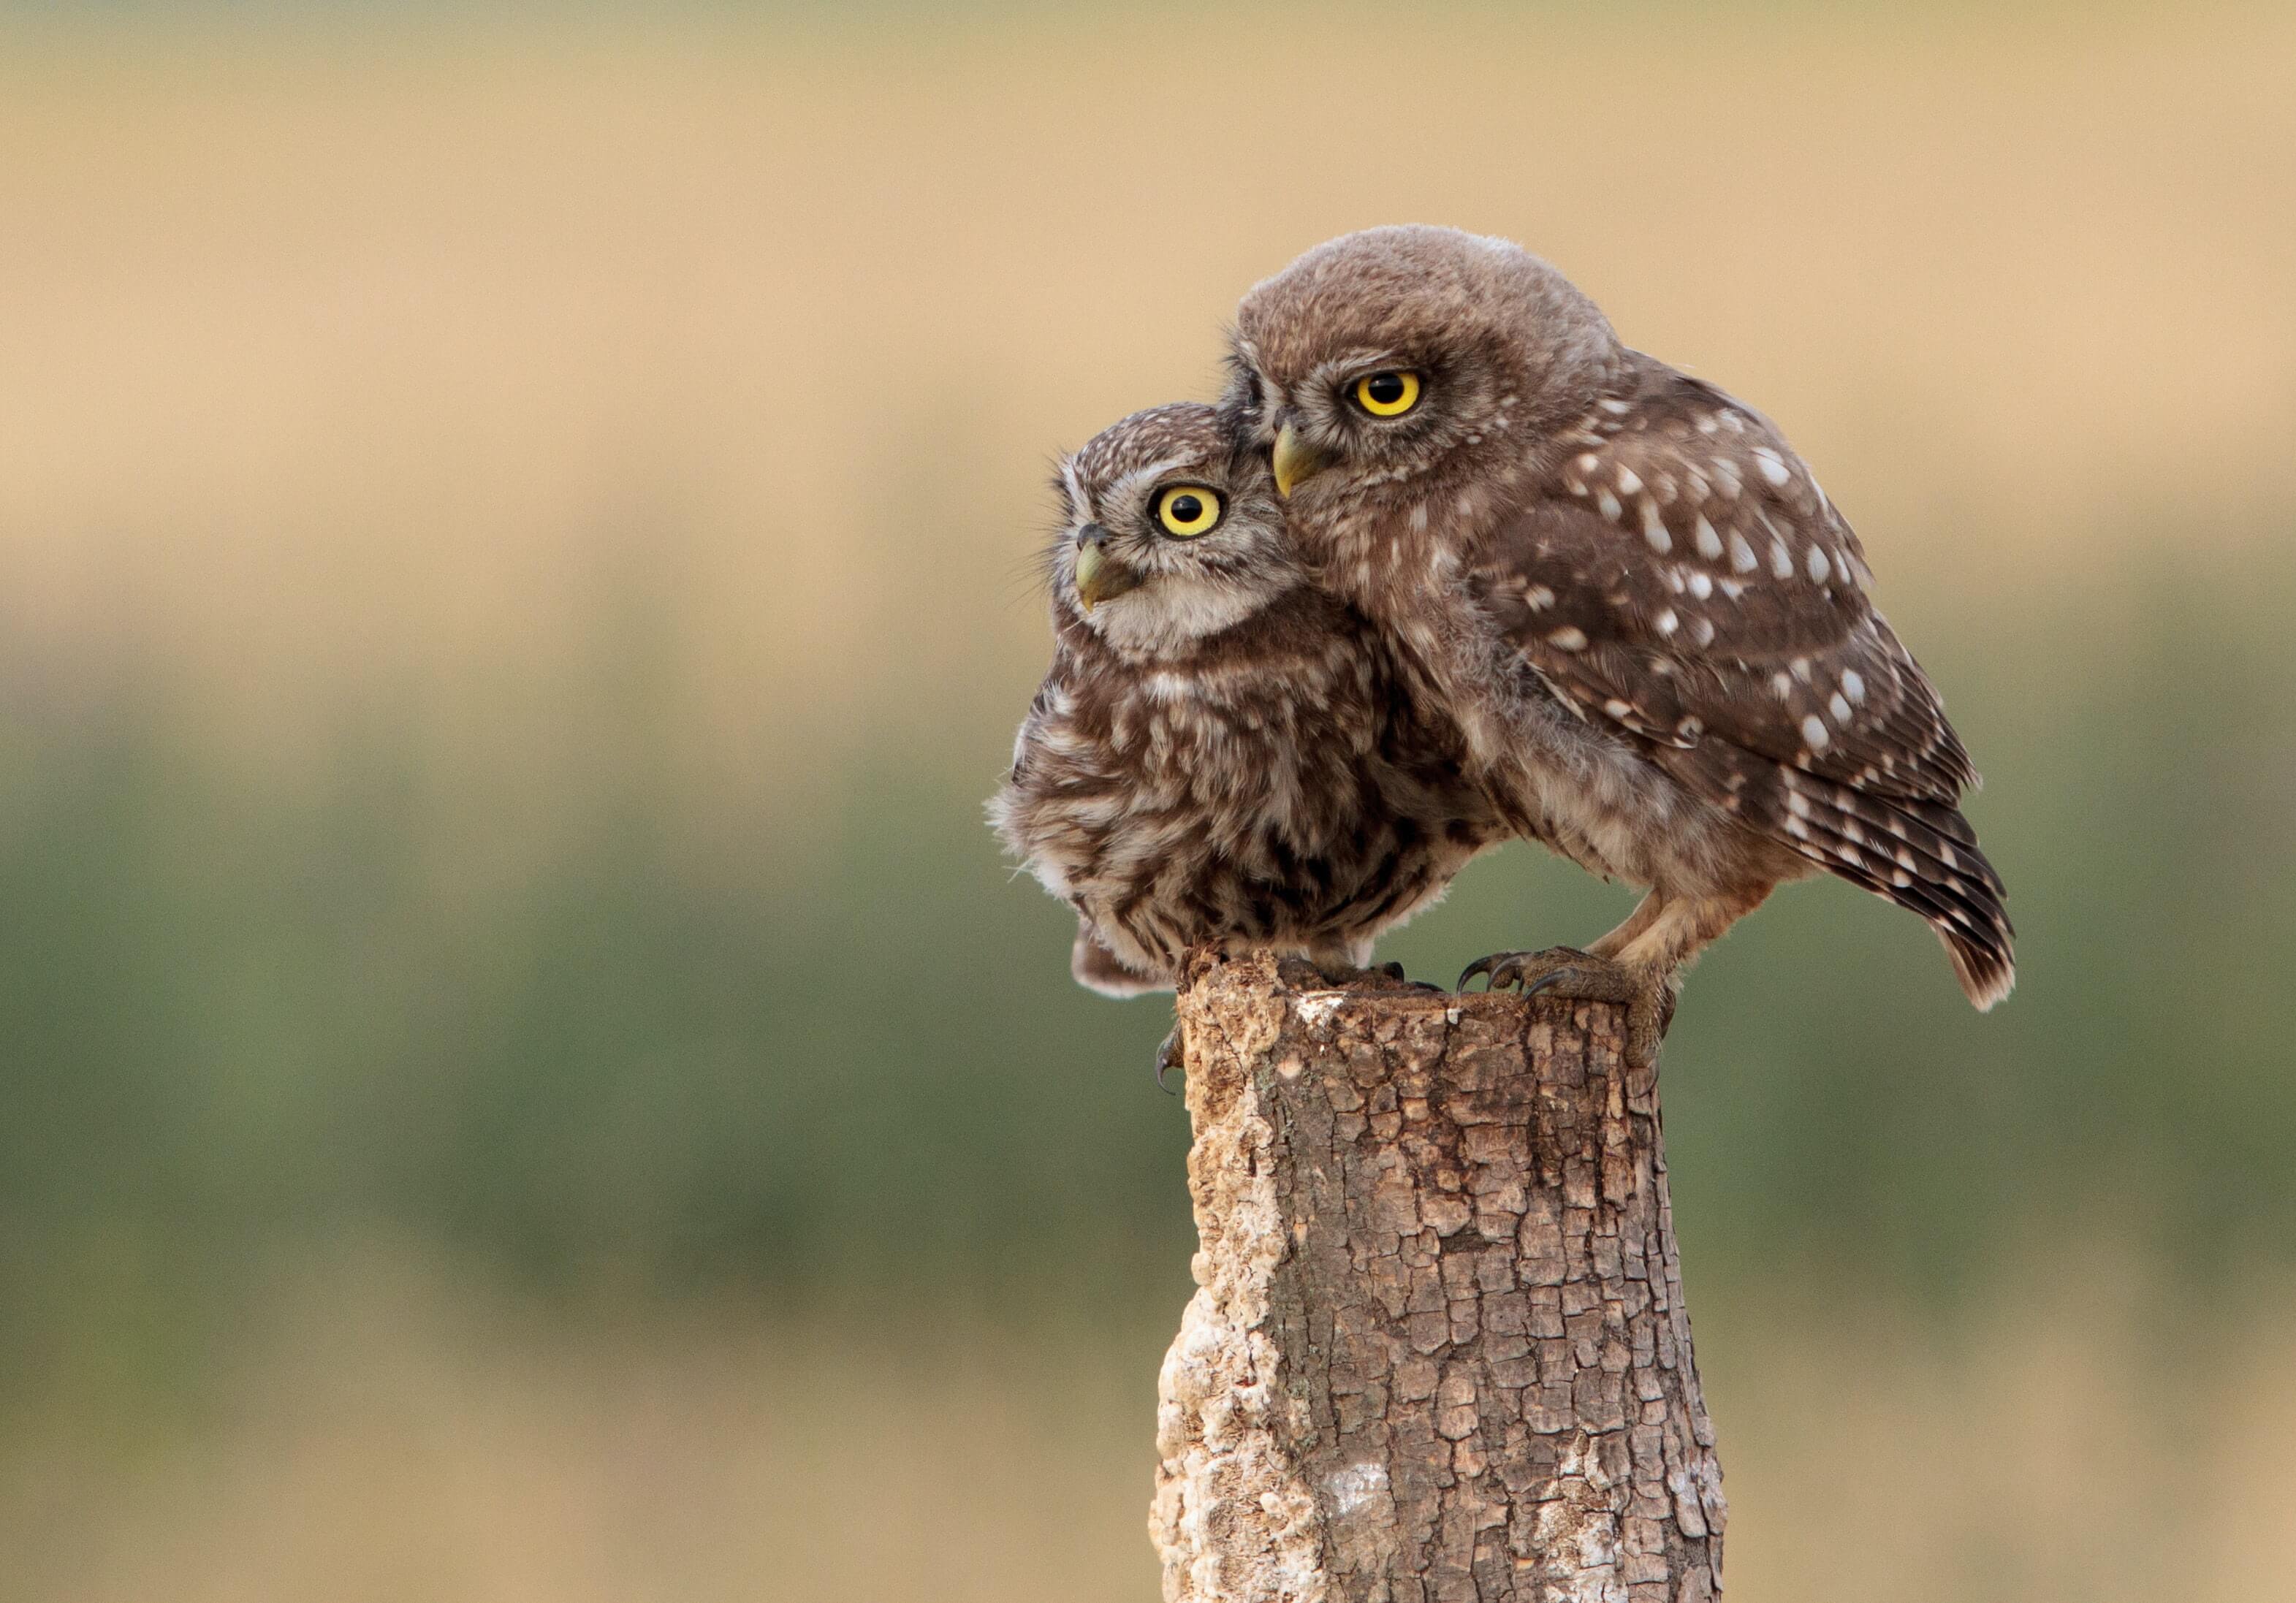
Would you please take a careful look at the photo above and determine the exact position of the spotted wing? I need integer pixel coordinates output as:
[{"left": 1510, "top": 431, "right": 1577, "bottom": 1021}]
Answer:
[{"left": 1471, "top": 362, "right": 2012, "bottom": 1001}]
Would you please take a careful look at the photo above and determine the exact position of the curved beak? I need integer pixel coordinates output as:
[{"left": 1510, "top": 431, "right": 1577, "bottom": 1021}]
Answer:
[
  {"left": 1073, "top": 526, "right": 1142, "bottom": 612},
  {"left": 1271, "top": 423, "right": 1331, "bottom": 499}
]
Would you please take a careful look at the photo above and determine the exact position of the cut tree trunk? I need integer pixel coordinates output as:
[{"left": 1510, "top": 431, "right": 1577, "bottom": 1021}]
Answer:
[{"left": 1149, "top": 951, "right": 1724, "bottom": 1603}]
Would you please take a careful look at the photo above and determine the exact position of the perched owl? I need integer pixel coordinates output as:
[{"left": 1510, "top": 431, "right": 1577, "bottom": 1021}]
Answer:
[
  {"left": 990, "top": 401, "right": 1503, "bottom": 997},
  {"left": 1225, "top": 226, "right": 2012, "bottom": 1060}
]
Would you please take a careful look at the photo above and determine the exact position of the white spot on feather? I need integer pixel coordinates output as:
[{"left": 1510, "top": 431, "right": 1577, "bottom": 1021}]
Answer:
[
  {"left": 1830, "top": 692, "right": 1853, "bottom": 723},
  {"left": 1806, "top": 545, "right": 1833, "bottom": 585},
  {"left": 1771, "top": 538, "right": 1795, "bottom": 579},
  {"left": 1615, "top": 466, "right": 1643, "bottom": 496},
  {"left": 1597, "top": 490, "right": 1623, "bottom": 521},
  {"left": 1801, "top": 714, "right": 1831, "bottom": 750},
  {"left": 1656, "top": 608, "right": 1679, "bottom": 637},
  {"left": 1841, "top": 669, "right": 1866, "bottom": 703},
  {"left": 1641, "top": 500, "right": 1671, "bottom": 554},
  {"left": 1729, "top": 532, "right": 1759, "bottom": 574},
  {"left": 1754, "top": 446, "right": 1791, "bottom": 486},
  {"left": 1694, "top": 516, "right": 1724, "bottom": 560},
  {"left": 1548, "top": 626, "right": 1589, "bottom": 652},
  {"left": 1688, "top": 571, "right": 1714, "bottom": 599},
  {"left": 1524, "top": 584, "right": 1556, "bottom": 611}
]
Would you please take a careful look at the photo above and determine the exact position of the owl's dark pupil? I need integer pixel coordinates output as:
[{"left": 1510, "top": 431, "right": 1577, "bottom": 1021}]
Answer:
[
  {"left": 1170, "top": 495, "right": 1203, "bottom": 522},
  {"left": 1366, "top": 373, "right": 1406, "bottom": 405}
]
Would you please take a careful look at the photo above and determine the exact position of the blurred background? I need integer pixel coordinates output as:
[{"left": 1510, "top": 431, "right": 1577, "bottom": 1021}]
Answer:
[{"left": 3, "top": 3, "right": 2292, "bottom": 1599}]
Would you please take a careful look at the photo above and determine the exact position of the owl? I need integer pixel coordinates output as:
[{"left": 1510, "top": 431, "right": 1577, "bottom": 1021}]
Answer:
[
  {"left": 989, "top": 401, "right": 1503, "bottom": 999},
  {"left": 1224, "top": 226, "right": 2012, "bottom": 1062}
]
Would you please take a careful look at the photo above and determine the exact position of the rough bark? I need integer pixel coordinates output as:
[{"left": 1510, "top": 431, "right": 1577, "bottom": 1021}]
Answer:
[{"left": 1150, "top": 951, "right": 1724, "bottom": 1603}]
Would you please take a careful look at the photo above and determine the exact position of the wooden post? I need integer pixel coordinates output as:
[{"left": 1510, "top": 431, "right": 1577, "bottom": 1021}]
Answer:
[{"left": 1149, "top": 951, "right": 1725, "bottom": 1603}]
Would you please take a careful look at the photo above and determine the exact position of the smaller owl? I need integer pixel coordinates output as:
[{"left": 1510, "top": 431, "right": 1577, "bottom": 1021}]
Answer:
[{"left": 991, "top": 402, "right": 1502, "bottom": 995}]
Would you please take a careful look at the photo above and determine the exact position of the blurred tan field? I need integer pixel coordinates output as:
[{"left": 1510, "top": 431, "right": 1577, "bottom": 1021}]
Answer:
[
  {"left": 4, "top": 4, "right": 2292, "bottom": 810},
  {"left": 3, "top": 6, "right": 2295, "bottom": 1600},
  {"left": 10, "top": 1248, "right": 2296, "bottom": 1603}
]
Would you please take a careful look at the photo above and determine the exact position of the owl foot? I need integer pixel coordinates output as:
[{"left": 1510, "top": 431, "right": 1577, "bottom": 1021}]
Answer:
[
  {"left": 1279, "top": 955, "right": 1445, "bottom": 994},
  {"left": 1457, "top": 948, "right": 1672, "bottom": 1070},
  {"left": 1154, "top": 1028, "right": 1185, "bottom": 1095}
]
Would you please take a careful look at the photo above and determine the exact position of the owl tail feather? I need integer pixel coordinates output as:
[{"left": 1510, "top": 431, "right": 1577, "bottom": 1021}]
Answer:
[
  {"left": 1939, "top": 921, "right": 2016, "bottom": 1012},
  {"left": 1774, "top": 779, "right": 2016, "bottom": 1011}
]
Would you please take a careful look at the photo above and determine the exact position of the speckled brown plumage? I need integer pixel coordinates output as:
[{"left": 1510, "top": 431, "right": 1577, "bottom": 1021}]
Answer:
[
  {"left": 1227, "top": 226, "right": 2012, "bottom": 1017},
  {"left": 991, "top": 402, "right": 1504, "bottom": 993}
]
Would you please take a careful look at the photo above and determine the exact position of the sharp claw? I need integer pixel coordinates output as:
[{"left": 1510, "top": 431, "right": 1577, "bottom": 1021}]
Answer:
[
  {"left": 1456, "top": 956, "right": 1498, "bottom": 991},
  {"left": 1518, "top": 964, "right": 1580, "bottom": 999},
  {"left": 1154, "top": 1029, "right": 1184, "bottom": 1094}
]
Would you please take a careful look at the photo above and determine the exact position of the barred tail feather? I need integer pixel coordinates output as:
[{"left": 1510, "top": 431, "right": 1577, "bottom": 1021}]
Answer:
[
  {"left": 1940, "top": 921, "right": 2016, "bottom": 1011},
  {"left": 1771, "top": 779, "right": 2015, "bottom": 1011}
]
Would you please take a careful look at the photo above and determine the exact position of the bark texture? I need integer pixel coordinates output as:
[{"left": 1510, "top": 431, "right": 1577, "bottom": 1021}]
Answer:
[{"left": 1150, "top": 951, "right": 1724, "bottom": 1603}]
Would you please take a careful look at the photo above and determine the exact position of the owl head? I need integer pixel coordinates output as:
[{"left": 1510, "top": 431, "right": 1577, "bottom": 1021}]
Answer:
[
  {"left": 1224, "top": 226, "right": 1622, "bottom": 515},
  {"left": 1048, "top": 401, "right": 1301, "bottom": 658}
]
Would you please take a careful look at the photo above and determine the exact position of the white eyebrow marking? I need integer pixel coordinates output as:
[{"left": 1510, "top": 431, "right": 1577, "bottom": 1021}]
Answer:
[
  {"left": 1060, "top": 457, "right": 1092, "bottom": 519},
  {"left": 1111, "top": 455, "right": 1204, "bottom": 505},
  {"left": 1303, "top": 347, "right": 1413, "bottom": 392}
]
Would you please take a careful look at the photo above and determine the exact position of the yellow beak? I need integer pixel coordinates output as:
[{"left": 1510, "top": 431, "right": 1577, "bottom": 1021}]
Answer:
[
  {"left": 1074, "top": 541, "right": 1142, "bottom": 612},
  {"left": 1271, "top": 424, "right": 1331, "bottom": 499}
]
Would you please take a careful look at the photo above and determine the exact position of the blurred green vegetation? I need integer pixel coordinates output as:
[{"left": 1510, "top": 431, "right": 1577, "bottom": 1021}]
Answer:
[{"left": 5, "top": 529, "right": 2291, "bottom": 1406}]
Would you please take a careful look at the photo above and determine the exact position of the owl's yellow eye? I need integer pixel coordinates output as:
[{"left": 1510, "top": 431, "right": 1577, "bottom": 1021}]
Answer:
[
  {"left": 1353, "top": 370, "right": 1422, "bottom": 417},
  {"left": 1155, "top": 484, "right": 1224, "bottom": 538}
]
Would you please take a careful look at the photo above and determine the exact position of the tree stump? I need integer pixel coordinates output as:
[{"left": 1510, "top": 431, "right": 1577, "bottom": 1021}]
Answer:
[{"left": 1149, "top": 951, "right": 1725, "bottom": 1603}]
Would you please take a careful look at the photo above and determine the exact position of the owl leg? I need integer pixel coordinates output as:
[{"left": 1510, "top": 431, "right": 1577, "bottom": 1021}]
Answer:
[{"left": 1605, "top": 883, "right": 1775, "bottom": 975}]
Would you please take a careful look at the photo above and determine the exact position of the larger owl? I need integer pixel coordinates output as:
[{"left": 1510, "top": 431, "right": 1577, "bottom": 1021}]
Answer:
[
  {"left": 1225, "top": 226, "right": 2012, "bottom": 1059},
  {"left": 990, "top": 401, "right": 1502, "bottom": 997}
]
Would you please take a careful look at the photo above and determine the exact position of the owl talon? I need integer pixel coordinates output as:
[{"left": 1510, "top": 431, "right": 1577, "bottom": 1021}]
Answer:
[
  {"left": 1458, "top": 947, "right": 1603, "bottom": 996},
  {"left": 1154, "top": 1028, "right": 1185, "bottom": 1094},
  {"left": 1459, "top": 948, "right": 1672, "bottom": 1071}
]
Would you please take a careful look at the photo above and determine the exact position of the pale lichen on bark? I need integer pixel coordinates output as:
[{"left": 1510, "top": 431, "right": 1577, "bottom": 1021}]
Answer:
[{"left": 1149, "top": 951, "right": 1725, "bottom": 1603}]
